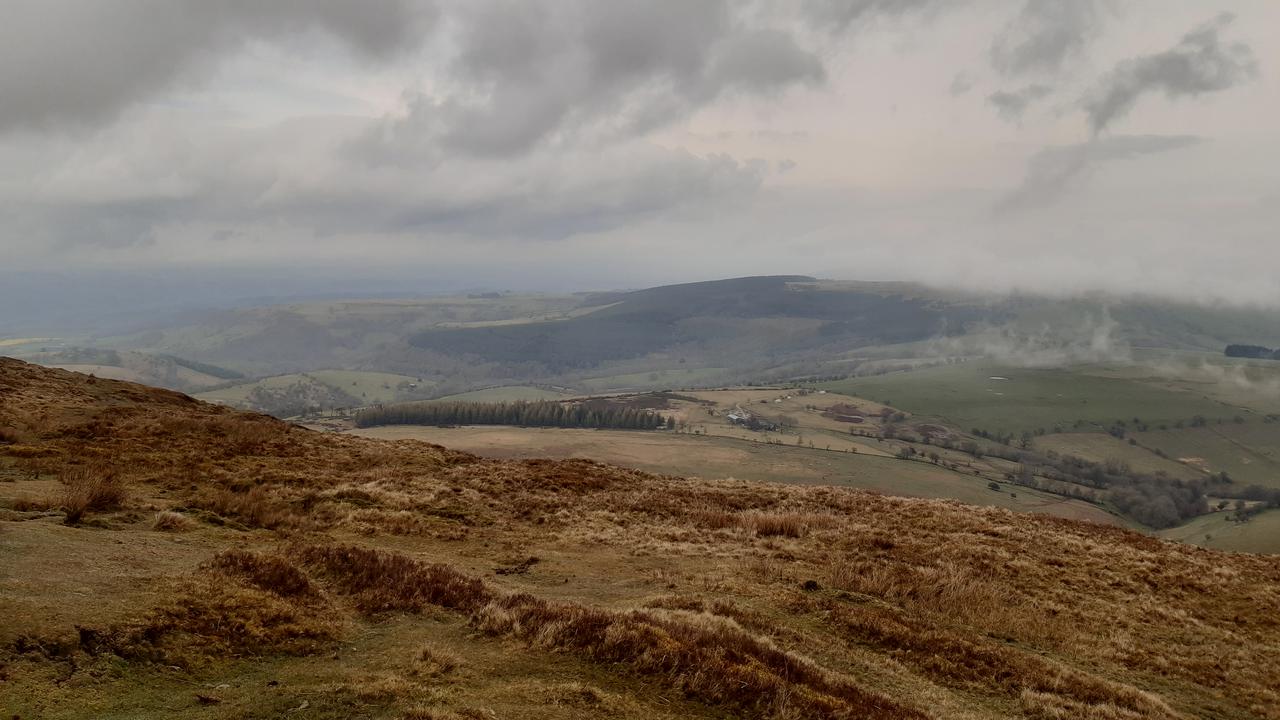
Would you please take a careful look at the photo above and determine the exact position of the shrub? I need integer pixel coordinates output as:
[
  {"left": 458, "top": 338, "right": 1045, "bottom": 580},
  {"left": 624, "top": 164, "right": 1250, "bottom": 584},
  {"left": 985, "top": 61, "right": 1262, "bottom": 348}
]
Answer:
[{"left": 59, "top": 464, "right": 127, "bottom": 524}]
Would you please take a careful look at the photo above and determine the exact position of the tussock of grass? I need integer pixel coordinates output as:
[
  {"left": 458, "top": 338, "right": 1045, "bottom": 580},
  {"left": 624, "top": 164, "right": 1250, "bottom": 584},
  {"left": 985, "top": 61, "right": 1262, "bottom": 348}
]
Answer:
[
  {"left": 412, "top": 645, "right": 460, "bottom": 677},
  {"left": 294, "top": 543, "right": 493, "bottom": 614},
  {"left": 151, "top": 509, "right": 194, "bottom": 531},
  {"left": 206, "top": 549, "right": 323, "bottom": 600},
  {"left": 190, "top": 485, "right": 297, "bottom": 529},
  {"left": 58, "top": 462, "right": 127, "bottom": 524}
]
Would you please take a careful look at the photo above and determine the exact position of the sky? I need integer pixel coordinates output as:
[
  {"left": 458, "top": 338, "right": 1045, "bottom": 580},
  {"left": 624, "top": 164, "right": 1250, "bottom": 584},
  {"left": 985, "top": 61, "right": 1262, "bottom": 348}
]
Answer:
[{"left": 2, "top": 0, "right": 1278, "bottom": 317}]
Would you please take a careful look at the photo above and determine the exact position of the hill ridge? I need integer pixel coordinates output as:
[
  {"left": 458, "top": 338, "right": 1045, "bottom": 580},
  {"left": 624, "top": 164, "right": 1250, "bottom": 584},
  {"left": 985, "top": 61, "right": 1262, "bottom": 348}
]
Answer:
[{"left": 2, "top": 358, "right": 1278, "bottom": 719}]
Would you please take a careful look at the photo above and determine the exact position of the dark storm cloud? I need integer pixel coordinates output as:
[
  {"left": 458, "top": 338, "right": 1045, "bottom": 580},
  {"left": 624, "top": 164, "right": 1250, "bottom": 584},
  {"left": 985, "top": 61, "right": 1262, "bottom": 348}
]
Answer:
[
  {"left": 384, "top": 1, "right": 824, "bottom": 157},
  {"left": 991, "top": 0, "right": 1104, "bottom": 77},
  {"left": 0, "top": 0, "right": 435, "bottom": 133},
  {"left": 987, "top": 83, "right": 1052, "bottom": 122},
  {"left": 1083, "top": 13, "right": 1257, "bottom": 134},
  {"left": 997, "top": 134, "right": 1203, "bottom": 213}
]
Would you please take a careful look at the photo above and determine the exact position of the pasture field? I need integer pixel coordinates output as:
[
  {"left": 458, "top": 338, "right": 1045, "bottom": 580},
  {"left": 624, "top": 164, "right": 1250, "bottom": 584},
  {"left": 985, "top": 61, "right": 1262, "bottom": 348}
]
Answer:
[
  {"left": 1159, "top": 509, "right": 1280, "bottom": 554},
  {"left": 1094, "top": 354, "right": 1280, "bottom": 416},
  {"left": 431, "top": 385, "right": 574, "bottom": 402},
  {"left": 350, "top": 424, "right": 1117, "bottom": 525},
  {"left": 819, "top": 364, "right": 1244, "bottom": 434},
  {"left": 196, "top": 370, "right": 427, "bottom": 407},
  {"left": 1035, "top": 432, "right": 1203, "bottom": 480},
  {"left": 304, "top": 370, "right": 428, "bottom": 403},
  {"left": 1134, "top": 425, "right": 1280, "bottom": 489},
  {"left": 578, "top": 367, "right": 730, "bottom": 393}
]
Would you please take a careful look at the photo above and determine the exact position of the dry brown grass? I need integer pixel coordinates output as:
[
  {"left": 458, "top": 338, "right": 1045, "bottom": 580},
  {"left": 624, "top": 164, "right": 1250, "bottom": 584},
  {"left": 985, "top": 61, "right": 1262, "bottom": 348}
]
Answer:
[
  {"left": 296, "top": 542, "right": 927, "bottom": 719},
  {"left": 72, "top": 550, "right": 343, "bottom": 666},
  {"left": 412, "top": 644, "right": 460, "bottom": 677},
  {"left": 189, "top": 485, "right": 297, "bottom": 529},
  {"left": 151, "top": 509, "right": 194, "bottom": 531},
  {"left": 294, "top": 543, "right": 493, "bottom": 614},
  {"left": 57, "top": 462, "right": 127, "bottom": 524},
  {"left": 5, "top": 358, "right": 1280, "bottom": 719}
]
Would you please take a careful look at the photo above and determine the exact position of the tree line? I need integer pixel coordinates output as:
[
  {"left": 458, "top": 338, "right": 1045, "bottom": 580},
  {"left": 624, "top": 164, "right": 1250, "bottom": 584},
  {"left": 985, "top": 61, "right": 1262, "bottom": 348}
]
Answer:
[
  {"left": 353, "top": 400, "right": 668, "bottom": 430},
  {"left": 1225, "top": 344, "right": 1280, "bottom": 361}
]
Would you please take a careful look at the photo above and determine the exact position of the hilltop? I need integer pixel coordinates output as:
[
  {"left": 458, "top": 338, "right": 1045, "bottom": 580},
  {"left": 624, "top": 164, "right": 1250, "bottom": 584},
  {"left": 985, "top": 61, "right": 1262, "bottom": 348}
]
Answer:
[{"left": 2, "top": 357, "right": 1279, "bottom": 719}]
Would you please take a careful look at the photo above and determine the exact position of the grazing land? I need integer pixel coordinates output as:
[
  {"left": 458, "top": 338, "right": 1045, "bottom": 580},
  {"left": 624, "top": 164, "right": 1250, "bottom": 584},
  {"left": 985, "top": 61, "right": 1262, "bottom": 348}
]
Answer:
[
  {"left": 3, "top": 358, "right": 1279, "bottom": 719},
  {"left": 431, "top": 386, "right": 574, "bottom": 403},
  {"left": 819, "top": 363, "right": 1252, "bottom": 434},
  {"left": 1035, "top": 432, "right": 1203, "bottom": 480},
  {"left": 197, "top": 370, "right": 430, "bottom": 408},
  {"left": 1159, "top": 508, "right": 1280, "bottom": 554},
  {"left": 1134, "top": 425, "right": 1280, "bottom": 489}
]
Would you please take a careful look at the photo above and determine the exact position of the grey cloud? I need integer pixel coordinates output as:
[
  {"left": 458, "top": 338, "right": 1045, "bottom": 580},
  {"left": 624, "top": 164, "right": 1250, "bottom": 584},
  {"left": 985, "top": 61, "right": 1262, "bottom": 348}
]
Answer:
[
  {"left": 991, "top": 0, "right": 1103, "bottom": 77},
  {"left": 3, "top": 113, "right": 765, "bottom": 250},
  {"left": 0, "top": 0, "right": 436, "bottom": 133},
  {"left": 998, "top": 135, "right": 1203, "bottom": 213},
  {"left": 373, "top": 1, "right": 823, "bottom": 158},
  {"left": 1084, "top": 13, "right": 1257, "bottom": 134},
  {"left": 949, "top": 72, "right": 974, "bottom": 96},
  {"left": 987, "top": 84, "right": 1053, "bottom": 122},
  {"left": 802, "top": 0, "right": 943, "bottom": 34}
]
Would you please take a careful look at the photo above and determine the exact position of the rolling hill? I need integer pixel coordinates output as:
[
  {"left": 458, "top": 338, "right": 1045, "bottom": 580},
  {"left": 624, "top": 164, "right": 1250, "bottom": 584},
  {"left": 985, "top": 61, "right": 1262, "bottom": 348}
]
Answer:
[
  {"left": 9, "top": 276, "right": 1280, "bottom": 414},
  {"left": 2, "top": 358, "right": 1279, "bottom": 719}
]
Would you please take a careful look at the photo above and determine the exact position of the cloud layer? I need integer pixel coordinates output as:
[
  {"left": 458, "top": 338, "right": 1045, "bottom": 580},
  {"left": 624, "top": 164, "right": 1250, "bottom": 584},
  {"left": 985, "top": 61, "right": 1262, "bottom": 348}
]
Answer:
[{"left": 0, "top": 0, "right": 1276, "bottom": 311}]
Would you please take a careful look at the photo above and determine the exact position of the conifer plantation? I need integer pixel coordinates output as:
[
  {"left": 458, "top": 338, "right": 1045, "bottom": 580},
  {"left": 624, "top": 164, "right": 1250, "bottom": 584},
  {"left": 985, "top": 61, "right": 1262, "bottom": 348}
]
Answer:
[{"left": 354, "top": 399, "right": 667, "bottom": 430}]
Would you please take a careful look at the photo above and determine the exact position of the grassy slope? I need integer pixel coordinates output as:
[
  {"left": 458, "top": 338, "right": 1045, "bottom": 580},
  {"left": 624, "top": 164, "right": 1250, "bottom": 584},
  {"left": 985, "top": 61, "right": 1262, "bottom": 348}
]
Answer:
[
  {"left": 3, "top": 359, "right": 1279, "bottom": 719},
  {"left": 1159, "top": 509, "right": 1280, "bottom": 553},
  {"left": 350, "top": 425, "right": 1112, "bottom": 524},
  {"left": 1134, "top": 424, "right": 1280, "bottom": 489},
  {"left": 1036, "top": 432, "right": 1203, "bottom": 480},
  {"left": 820, "top": 363, "right": 1249, "bottom": 434},
  {"left": 197, "top": 370, "right": 427, "bottom": 407},
  {"left": 431, "top": 386, "right": 573, "bottom": 403}
]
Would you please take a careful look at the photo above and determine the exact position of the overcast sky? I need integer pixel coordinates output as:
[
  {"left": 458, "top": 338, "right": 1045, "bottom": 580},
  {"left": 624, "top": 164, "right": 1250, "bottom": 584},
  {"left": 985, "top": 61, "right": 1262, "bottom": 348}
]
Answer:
[{"left": 2, "top": 0, "right": 1278, "bottom": 310}]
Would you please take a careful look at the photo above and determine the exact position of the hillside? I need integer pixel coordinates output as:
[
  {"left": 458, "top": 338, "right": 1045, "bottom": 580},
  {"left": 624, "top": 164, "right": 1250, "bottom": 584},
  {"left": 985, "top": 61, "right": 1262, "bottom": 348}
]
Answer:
[
  {"left": 10, "top": 277, "right": 1280, "bottom": 418},
  {"left": 2, "top": 358, "right": 1279, "bottom": 719}
]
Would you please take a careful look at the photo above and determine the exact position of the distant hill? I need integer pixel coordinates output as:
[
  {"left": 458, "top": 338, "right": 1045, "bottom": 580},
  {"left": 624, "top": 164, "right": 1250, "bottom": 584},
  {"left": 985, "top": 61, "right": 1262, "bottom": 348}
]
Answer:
[
  {"left": 17, "top": 276, "right": 1280, "bottom": 407},
  {"left": 408, "top": 276, "right": 990, "bottom": 372}
]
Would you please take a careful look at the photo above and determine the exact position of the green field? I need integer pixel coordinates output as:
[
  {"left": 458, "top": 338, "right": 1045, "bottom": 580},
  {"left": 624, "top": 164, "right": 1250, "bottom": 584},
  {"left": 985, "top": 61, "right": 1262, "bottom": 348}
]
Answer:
[
  {"left": 1159, "top": 509, "right": 1280, "bottom": 554},
  {"left": 578, "top": 367, "right": 730, "bottom": 393},
  {"left": 1036, "top": 433, "right": 1203, "bottom": 480},
  {"left": 819, "top": 364, "right": 1245, "bottom": 434},
  {"left": 1134, "top": 425, "right": 1280, "bottom": 489},
  {"left": 431, "top": 385, "right": 574, "bottom": 403},
  {"left": 197, "top": 370, "right": 427, "bottom": 406}
]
